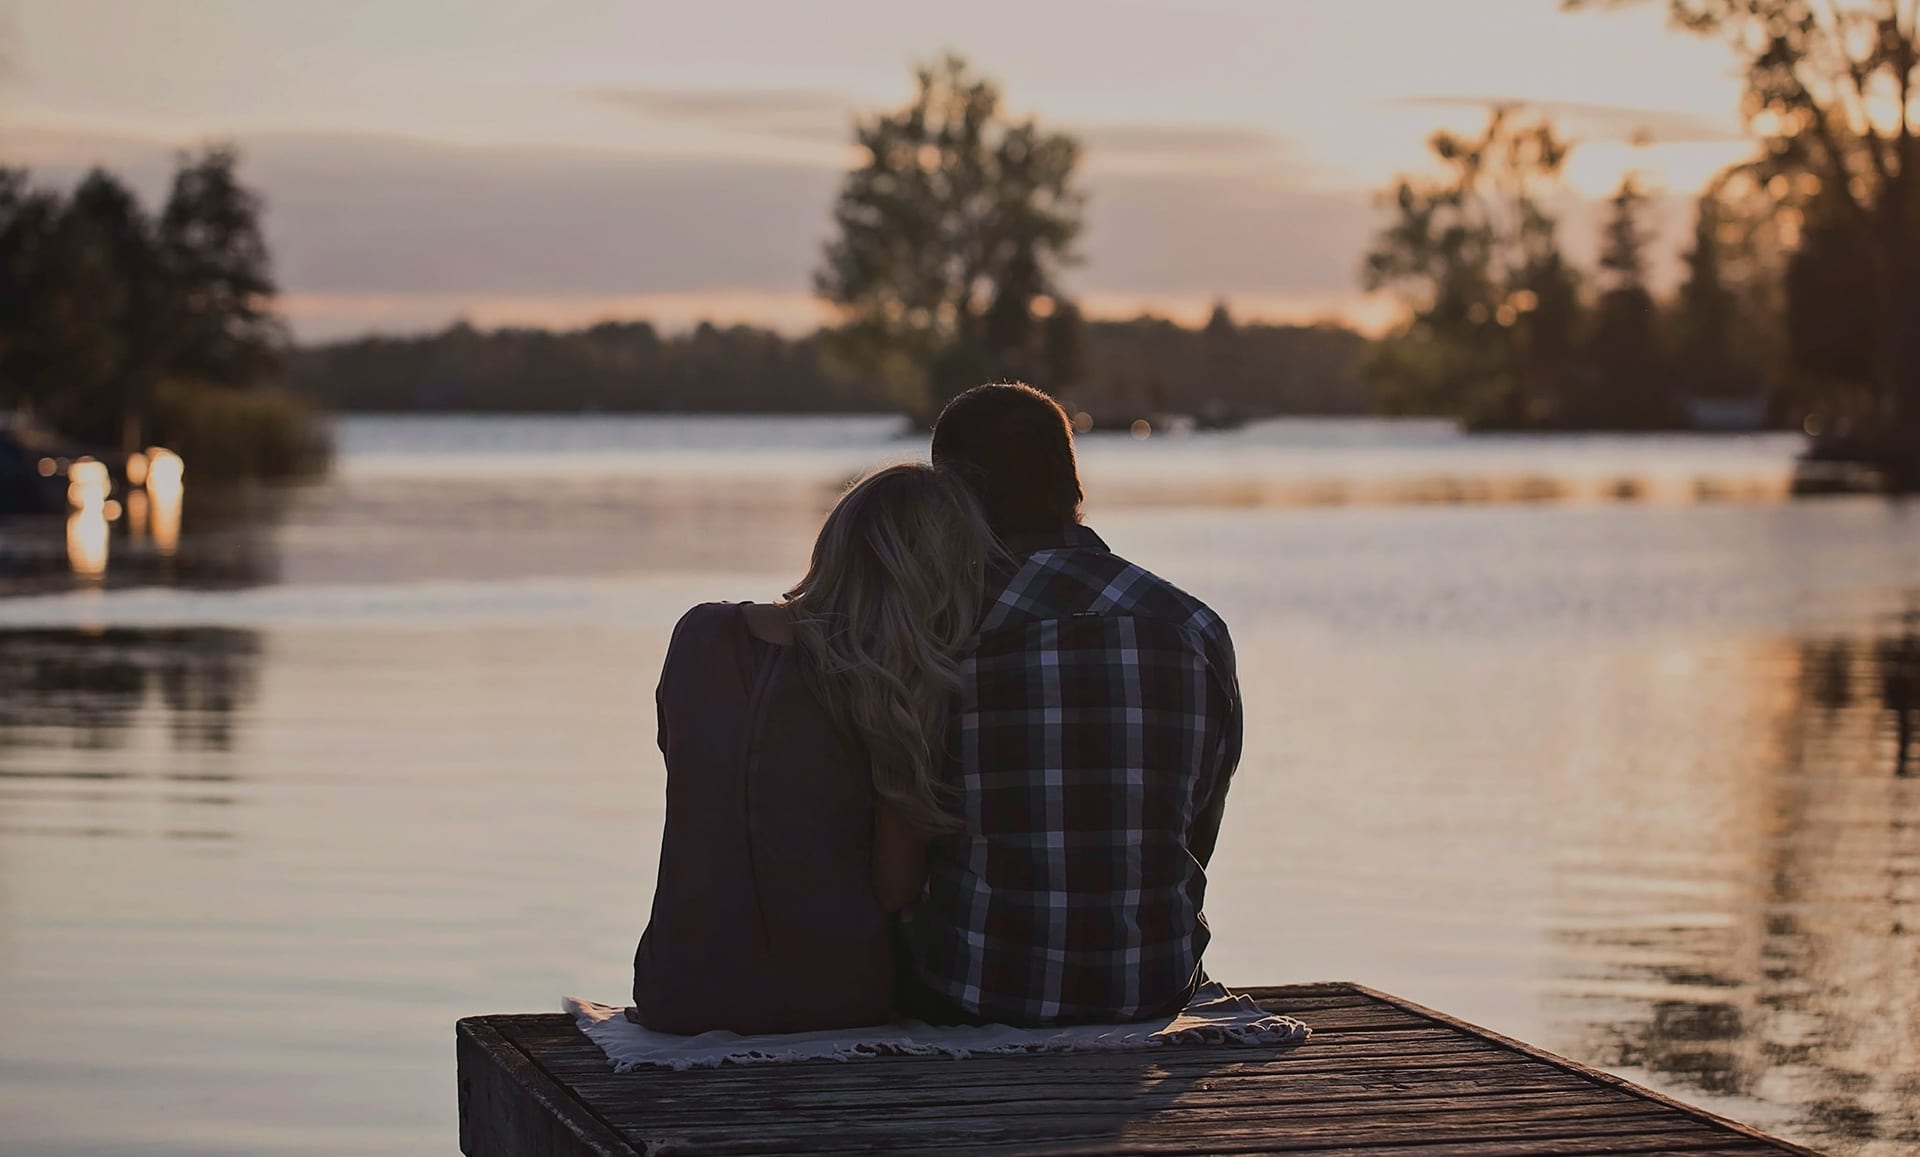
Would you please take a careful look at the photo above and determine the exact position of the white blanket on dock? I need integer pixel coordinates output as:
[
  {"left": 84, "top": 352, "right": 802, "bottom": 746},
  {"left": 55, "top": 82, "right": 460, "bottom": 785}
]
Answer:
[{"left": 564, "top": 982, "right": 1310, "bottom": 1073}]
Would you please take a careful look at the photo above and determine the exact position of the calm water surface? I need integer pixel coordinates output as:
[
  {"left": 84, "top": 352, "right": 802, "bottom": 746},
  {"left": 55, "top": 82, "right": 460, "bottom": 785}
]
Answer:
[{"left": 0, "top": 416, "right": 1914, "bottom": 1155}]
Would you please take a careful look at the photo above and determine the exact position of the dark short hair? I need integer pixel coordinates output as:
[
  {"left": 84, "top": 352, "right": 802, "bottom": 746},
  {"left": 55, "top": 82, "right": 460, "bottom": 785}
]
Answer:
[{"left": 930, "top": 383, "right": 1083, "bottom": 535}]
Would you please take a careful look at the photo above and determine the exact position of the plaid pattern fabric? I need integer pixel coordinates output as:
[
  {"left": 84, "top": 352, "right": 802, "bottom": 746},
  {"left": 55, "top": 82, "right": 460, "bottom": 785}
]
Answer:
[{"left": 907, "top": 525, "right": 1242, "bottom": 1025}]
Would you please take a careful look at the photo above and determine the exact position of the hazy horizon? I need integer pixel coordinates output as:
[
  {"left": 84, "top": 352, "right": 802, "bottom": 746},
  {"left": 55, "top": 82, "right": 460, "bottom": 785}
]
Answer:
[{"left": 1, "top": 0, "right": 1755, "bottom": 341}]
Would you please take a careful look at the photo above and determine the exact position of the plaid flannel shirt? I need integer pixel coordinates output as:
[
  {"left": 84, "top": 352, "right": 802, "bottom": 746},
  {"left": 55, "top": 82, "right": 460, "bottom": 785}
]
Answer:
[{"left": 906, "top": 525, "right": 1242, "bottom": 1025}]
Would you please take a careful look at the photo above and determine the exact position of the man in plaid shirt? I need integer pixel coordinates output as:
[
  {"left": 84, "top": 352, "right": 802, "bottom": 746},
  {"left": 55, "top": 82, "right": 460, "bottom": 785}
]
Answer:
[{"left": 901, "top": 384, "right": 1243, "bottom": 1026}]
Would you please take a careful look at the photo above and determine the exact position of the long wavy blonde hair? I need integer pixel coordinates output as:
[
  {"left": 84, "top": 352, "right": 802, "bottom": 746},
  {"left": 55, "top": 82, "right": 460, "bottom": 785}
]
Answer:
[{"left": 783, "top": 464, "right": 999, "bottom": 834}]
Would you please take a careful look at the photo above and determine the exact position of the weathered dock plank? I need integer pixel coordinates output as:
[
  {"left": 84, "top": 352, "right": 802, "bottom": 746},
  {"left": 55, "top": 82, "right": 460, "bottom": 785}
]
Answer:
[{"left": 456, "top": 982, "right": 1820, "bottom": 1156}]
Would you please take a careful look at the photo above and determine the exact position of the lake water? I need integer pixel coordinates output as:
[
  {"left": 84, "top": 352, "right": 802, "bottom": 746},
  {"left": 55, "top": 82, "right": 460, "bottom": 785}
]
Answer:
[{"left": 0, "top": 415, "right": 1914, "bottom": 1155}]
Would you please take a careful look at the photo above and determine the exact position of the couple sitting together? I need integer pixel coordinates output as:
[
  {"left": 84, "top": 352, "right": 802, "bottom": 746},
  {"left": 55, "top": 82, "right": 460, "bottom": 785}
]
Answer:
[{"left": 631, "top": 383, "right": 1241, "bottom": 1033}]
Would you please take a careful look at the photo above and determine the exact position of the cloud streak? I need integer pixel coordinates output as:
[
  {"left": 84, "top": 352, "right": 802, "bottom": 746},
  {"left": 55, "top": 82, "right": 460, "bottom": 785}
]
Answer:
[
  {"left": 1392, "top": 96, "right": 1742, "bottom": 144},
  {"left": 590, "top": 85, "right": 1301, "bottom": 175},
  {"left": 591, "top": 88, "right": 857, "bottom": 144}
]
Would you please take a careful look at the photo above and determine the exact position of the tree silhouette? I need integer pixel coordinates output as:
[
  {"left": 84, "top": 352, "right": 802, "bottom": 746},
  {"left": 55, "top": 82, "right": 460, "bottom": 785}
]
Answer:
[
  {"left": 1, "top": 150, "right": 321, "bottom": 475},
  {"left": 1598, "top": 175, "right": 1654, "bottom": 291},
  {"left": 1673, "top": 193, "right": 1750, "bottom": 400},
  {"left": 0, "top": 170, "right": 126, "bottom": 427},
  {"left": 60, "top": 170, "right": 170, "bottom": 446},
  {"left": 815, "top": 55, "right": 1084, "bottom": 418},
  {"left": 1363, "top": 108, "right": 1582, "bottom": 427},
  {"left": 158, "top": 148, "right": 287, "bottom": 393},
  {"left": 1577, "top": 175, "right": 1677, "bottom": 427}
]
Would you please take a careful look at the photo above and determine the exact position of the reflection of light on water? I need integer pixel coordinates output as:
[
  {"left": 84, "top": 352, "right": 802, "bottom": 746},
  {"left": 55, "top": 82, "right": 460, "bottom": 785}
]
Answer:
[
  {"left": 67, "top": 509, "right": 108, "bottom": 578},
  {"left": 66, "top": 458, "right": 112, "bottom": 579},
  {"left": 146, "top": 448, "right": 184, "bottom": 556},
  {"left": 63, "top": 451, "right": 185, "bottom": 577}
]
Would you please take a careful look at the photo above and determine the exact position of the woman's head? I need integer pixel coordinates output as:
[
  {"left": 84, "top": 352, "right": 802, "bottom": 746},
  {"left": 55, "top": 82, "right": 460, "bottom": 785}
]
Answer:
[{"left": 783, "top": 463, "right": 999, "bottom": 833}]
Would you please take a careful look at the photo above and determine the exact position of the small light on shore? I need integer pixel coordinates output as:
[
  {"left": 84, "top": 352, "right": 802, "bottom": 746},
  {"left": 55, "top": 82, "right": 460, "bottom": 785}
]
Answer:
[
  {"left": 103, "top": 499, "right": 124, "bottom": 523},
  {"left": 1130, "top": 419, "right": 1152, "bottom": 440},
  {"left": 1072, "top": 411, "right": 1093, "bottom": 434},
  {"left": 126, "top": 452, "right": 149, "bottom": 486},
  {"left": 37, "top": 457, "right": 57, "bottom": 477}
]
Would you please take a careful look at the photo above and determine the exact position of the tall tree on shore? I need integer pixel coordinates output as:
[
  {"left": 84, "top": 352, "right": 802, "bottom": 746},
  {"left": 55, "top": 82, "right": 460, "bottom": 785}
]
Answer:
[
  {"left": 1363, "top": 107, "right": 1582, "bottom": 427},
  {"left": 158, "top": 148, "right": 286, "bottom": 393},
  {"left": 2, "top": 151, "right": 298, "bottom": 453},
  {"left": 1785, "top": 200, "right": 1883, "bottom": 415},
  {"left": 1576, "top": 174, "right": 1677, "bottom": 426},
  {"left": 0, "top": 170, "right": 49, "bottom": 411},
  {"left": 1673, "top": 192, "right": 1752, "bottom": 401},
  {"left": 60, "top": 170, "right": 169, "bottom": 446},
  {"left": 0, "top": 170, "right": 127, "bottom": 426},
  {"left": 815, "top": 55, "right": 1084, "bottom": 417},
  {"left": 1565, "top": 0, "right": 1920, "bottom": 438}
]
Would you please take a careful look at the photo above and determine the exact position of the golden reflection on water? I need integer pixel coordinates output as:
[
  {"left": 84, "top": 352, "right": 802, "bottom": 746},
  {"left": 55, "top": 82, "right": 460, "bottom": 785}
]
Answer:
[
  {"left": 64, "top": 459, "right": 111, "bottom": 579},
  {"left": 64, "top": 510, "right": 108, "bottom": 578},
  {"left": 125, "top": 489, "right": 149, "bottom": 540},
  {"left": 146, "top": 447, "right": 184, "bottom": 557},
  {"left": 62, "top": 449, "right": 187, "bottom": 579},
  {"left": 1535, "top": 625, "right": 1920, "bottom": 1153}
]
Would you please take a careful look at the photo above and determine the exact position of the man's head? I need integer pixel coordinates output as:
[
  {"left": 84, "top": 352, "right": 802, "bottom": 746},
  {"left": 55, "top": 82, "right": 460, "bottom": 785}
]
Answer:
[{"left": 930, "top": 383, "right": 1083, "bottom": 536}]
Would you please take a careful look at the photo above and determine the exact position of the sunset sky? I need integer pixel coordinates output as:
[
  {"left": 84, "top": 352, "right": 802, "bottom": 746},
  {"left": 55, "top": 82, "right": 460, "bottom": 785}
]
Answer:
[{"left": 2, "top": 0, "right": 1757, "bottom": 340}]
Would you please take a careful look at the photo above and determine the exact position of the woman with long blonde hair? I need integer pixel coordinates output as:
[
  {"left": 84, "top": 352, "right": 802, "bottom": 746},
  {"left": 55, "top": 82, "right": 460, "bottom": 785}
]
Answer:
[{"left": 629, "top": 463, "right": 996, "bottom": 1035}]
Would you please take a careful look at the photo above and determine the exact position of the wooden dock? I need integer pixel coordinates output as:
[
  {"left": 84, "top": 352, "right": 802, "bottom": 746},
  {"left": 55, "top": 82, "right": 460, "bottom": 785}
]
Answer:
[{"left": 456, "top": 982, "right": 1820, "bottom": 1156}]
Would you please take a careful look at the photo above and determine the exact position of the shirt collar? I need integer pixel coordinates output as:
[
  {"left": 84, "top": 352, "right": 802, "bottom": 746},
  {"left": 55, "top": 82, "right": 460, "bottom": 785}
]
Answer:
[{"left": 999, "top": 523, "right": 1108, "bottom": 560}]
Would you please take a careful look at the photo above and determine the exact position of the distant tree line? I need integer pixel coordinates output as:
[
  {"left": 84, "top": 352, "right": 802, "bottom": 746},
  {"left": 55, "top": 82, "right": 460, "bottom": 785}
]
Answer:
[
  {"left": 0, "top": 149, "right": 329, "bottom": 478},
  {"left": 1065, "top": 308, "right": 1371, "bottom": 421},
  {"left": 288, "top": 311, "right": 1370, "bottom": 420},
  {"left": 291, "top": 321, "right": 888, "bottom": 413}
]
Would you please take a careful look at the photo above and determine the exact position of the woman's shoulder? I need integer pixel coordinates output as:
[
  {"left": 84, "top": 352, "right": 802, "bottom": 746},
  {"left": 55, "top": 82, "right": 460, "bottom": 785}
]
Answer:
[
  {"left": 668, "top": 601, "right": 748, "bottom": 648},
  {"left": 667, "top": 601, "right": 797, "bottom": 651},
  {"left": 658, "top": 604, "right": 748, "bottom": 696},
  {"left": 739, "top": 602, "right": 795, "bottom": 645}
]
